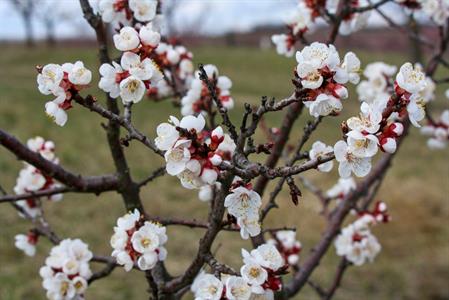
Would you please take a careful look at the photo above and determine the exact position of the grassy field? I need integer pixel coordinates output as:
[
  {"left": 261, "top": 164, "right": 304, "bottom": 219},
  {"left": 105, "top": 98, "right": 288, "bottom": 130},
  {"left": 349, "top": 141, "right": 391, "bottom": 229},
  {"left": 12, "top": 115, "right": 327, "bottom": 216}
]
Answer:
[{"left": 0, "top": 44, "right": 448, "bottom": 300}]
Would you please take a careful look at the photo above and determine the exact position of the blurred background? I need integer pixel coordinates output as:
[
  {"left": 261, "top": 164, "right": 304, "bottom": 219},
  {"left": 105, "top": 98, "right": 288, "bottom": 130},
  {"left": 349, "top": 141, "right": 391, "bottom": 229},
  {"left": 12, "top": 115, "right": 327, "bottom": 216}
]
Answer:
[{"left": 0, "top": 0, "right": 448, "bottom": 299}]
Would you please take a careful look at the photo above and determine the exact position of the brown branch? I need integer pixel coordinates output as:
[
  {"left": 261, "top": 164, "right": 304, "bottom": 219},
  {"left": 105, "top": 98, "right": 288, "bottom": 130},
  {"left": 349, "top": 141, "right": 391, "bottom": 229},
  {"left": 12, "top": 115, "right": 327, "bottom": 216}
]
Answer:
[
  {"left": 88, "top": 262, "right": 117, "bottom": 284},
  {"left": 0, "top": 129, "right": 119, "bottom": 193},
  {"left": 204, "top": 253, "right": 239, "bottom": 277},
  {"left": 260, "top": 117, "right": 323, "bottom": 221},
  {"left": 137, "top": 167, "right": 166, "bottom": 187},
  {"left": 198, "top": 64, "right": 238, "bottom": 142},
  {"left": 79, "top": 0, "right": 144, "bottom": 213},
  {"left": 252, "top": 100, "right": 304, "bottom": 196},
  {"left": 0, "top": 186, "right": 71, "bottom": 203},
  {"left": 162, "top": 173, "right": 234, "bottom": 293},
  {"left": 74, "top": 94, "right": 164, "bottom": 157}
]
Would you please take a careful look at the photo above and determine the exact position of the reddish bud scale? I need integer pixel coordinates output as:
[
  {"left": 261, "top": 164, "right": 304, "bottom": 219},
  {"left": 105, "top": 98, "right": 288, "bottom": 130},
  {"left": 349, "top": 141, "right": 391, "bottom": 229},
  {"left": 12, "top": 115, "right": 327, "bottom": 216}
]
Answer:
[
  {"left": 304, "top": 0, "right": 326, "bottom": 20},
  {"left": 25, "top": 198, "right": 37, "bottom": 208},
  {"left": 125, "top": 226, "right": 141, "bottom": 262},
  {"left": 262, "top": 273, "right": 283, "bottom": 291},
  {"left": 27, "top": 231, "right": 39, "bottom": 245},
  {"left": 352, "top": 233, "right": 365, "bottom": 243}
]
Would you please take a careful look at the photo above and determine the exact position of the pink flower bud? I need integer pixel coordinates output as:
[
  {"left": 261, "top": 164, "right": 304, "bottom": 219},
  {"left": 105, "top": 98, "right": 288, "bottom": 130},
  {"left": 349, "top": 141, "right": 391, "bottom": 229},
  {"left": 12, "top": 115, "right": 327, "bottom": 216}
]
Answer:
[
  {"left": 333, "top": 84, "right": 348, "bottom": 99},
  {"left": 211, "top": 126, "right": 224, "bottom": 140},
  {"left": 380, "top": 137, "right": 397, "bottom": 153},
  {"left": 391, "top": 122, "right": 404, "bottom": 137}
]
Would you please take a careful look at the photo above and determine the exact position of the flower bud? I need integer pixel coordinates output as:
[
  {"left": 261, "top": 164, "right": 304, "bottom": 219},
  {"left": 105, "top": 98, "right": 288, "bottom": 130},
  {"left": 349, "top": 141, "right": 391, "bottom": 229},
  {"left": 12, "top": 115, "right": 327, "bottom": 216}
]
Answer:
[
  {"left": 390, "top": 122, "right": 404, "bottom": 137},
  {"left": 380, "top": 137, "right": 396, "bottom": 153},
  {"left": 209, "top": 154, "right": 223, "bottom": 166},
  {"left": 333, "top": 84, "right": 348, "bottom": 99},
  {"left": 211, "top": 126, "right": 224, "bottom": 140},
  {"left": 201, "top": 168, "right": 218, "bottom": 185}
]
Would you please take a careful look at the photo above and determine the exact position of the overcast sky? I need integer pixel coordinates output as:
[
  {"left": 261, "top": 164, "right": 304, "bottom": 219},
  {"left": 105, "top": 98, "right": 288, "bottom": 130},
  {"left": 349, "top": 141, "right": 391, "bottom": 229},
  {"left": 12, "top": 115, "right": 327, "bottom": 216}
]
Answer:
[{"left": 0, "top": 0, "right": 410, "bottom": 41}]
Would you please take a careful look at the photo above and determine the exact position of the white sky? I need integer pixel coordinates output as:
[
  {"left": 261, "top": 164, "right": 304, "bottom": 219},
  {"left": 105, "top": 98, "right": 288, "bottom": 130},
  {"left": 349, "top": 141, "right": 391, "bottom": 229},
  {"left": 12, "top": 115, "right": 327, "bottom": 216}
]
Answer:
[{"left": 0, "top": 0, "right": 412, "bottom": 41}]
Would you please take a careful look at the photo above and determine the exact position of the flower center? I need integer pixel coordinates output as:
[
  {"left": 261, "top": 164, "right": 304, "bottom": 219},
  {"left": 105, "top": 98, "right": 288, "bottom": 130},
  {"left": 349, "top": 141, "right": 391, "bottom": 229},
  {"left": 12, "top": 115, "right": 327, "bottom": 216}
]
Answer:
[
  {"left": 127, "top": 80, "right": 140, "bottom": 93},
  {"left": 60, "top": 281, "right": 70, "bottom": 295},
  {"left": 249, "top": 267, "right": 261, "bottom": 278},
  {"left": 141, "top": 237, "right": 152, "bottom": 248}
]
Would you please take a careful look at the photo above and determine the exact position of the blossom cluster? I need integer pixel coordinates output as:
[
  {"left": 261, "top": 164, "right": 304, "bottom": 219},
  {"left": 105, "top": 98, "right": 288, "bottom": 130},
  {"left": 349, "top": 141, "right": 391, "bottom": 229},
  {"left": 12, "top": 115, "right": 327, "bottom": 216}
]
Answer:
[
  {"left": 309, "top": 141, "right": 334, "bottom": 172},
  {"left": 14, "top": 137, "right": 63, "bottom": 218},
  {"left": 333, "top": 62, "right": 429, "bottom": 178},
  {"left": 326, "top": 177, "right": 356, "bottom": 201},
  {"left": 295, "top": 42, "right": 361, "bottom": 117},
  {"left": 191, "top": 244, "right": 287, "bottom": 300},
  {"left": 148, "top": 41, "right": 195, "bottom": 98},
  {"left": 268, "top": 230, "right": 302, "bottom": 266},
  {"left": 37, "top": 62, "right": 92, "bottom": 126},
  {"left": 40, "top": 239, "right": 93, "bottom": 300},
  {"left": 155, "top": 114, "right": 236, "bottom": 189},
  {"left": 224, "top": 182, "right": 262, "bottom": 240},
  {"left": 181, "top": 64, "right": 234, "bottom": 116},
  {"left": 98, "top": 0, "right": 158, "bottom": 25},
  {"left": 395, "top": 0, "right": 449, "bottom": 25},
  {"left": 335, "top": 202, "right": 390, "bottom": 265},
  {"left": 421, "top": 110, "right": 449, "bottom": 149},
  {"left": 15, "top": 230, "right": 39, "bottom": 257},
  {"left": 99, "top": 24, "right": 163, "bottom": 104},
  {"left": 110, "top": 209, "right": 167, "bottom": 271},
  {"left": 272, "top": 0, "right": 371, "bottom": 57}
]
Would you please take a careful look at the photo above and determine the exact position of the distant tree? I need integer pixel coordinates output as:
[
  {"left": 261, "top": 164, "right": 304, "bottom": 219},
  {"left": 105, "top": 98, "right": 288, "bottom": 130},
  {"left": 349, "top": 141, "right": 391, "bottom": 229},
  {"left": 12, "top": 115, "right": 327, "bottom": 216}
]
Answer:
[{"left": 8, "top": 0, "right": 36, "bottom": 47}]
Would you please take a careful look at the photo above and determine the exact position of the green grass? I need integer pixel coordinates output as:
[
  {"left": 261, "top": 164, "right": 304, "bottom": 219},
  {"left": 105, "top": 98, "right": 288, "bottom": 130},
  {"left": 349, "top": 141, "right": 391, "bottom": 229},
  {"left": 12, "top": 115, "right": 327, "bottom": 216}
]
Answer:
[{"left": 0, "top": 44, "right": 448, "bottom": 300}]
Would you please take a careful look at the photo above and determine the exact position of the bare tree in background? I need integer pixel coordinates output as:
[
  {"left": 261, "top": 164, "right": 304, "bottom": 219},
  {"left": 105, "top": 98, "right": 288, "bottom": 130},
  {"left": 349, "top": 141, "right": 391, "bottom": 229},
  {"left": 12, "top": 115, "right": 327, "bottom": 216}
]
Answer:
[{"left": 8, "top": 0, "right": 36, "bottom": 47}]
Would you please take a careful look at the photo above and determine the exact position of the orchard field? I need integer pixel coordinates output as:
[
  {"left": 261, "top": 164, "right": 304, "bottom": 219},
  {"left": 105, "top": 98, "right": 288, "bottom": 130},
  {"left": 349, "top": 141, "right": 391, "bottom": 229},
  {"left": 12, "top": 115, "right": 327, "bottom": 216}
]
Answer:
[{"left": 0, "top": 44, "right": 448, "bottom": 299}]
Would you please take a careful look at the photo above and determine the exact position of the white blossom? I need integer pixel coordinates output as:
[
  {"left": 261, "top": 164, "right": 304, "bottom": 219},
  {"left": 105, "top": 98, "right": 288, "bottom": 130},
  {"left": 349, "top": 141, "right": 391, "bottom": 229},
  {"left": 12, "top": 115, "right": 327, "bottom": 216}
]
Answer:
[
  {"left": 155, "top": 120, "right": 180, "bottom": 151},
  {"left": 309, "top": 141, "right": 333, "bottom": 172},
  {"left": 285, "top": 2, "right": 312, "bottom": 35},
  {"left": 113, "top": 26, "right": 140, "bottom": 51},
  {"left": 225, "top": 276, "right": 252, "bottom": 300},
  {"left": 40, "top": 239, "right": 93, "bottom": 300},
  {"left": 237, "top": 215, "right": 261, "bottom": 240},
  {"left": 99, "top": 61, "right": 123, "bottom": 98},
  {"left": 37, "top": 64, "right": 63, "bottom": 95},
  {"left": 396, "top": 62, "right": 427, "bottom": 94},
  {"left": 346, "top": 130, "right": 379, "bottom": 158},
  {"left": 240, "top": 263, "right": 268, "bottom": 291},
  {"left": 164, "top": 139, "right": 191, "bottom": 176},
  {"left": 347, "top": 102, "right": 383, "bottom": 134},
  {"left": 296, "top": 42, "right": 340, "bottom": 74},
  {"left": 15, "top": 234, "right": 36, "bottom": 256},
  {"left": 334, "top": 140, "right": 372, "bottom": 178},
  {"left": 305, "top": 94, "right": 342, "bottom": 117},
  {"left": 67, "top": 61, "right": 92, "bottom": 85},
  {"left": 111, "top": 210, "right": 167, "bottom": 272},
  {"left": 335, "top": 52, "right": 361, "bottom": 84},
  {"left": 225, "top": 187, "right": 261, "bottom": 218},
  {"left": 121, "top": 51, "right": 163, "bottom": 82},
  {"left": 271, "top": 34, "right": 295, "bottom": 57},
  {"left": 192, "top": 273, "right": 224, "bottom": 300},
  {"left": 139, "top": 23, "right": 161, "bottom": 47},
  {"left": 243, "top": 244, "right": 284, "bottom": 271},
  {"left": 407, "top": 93, "right": 426, "bottom": 127},
  {"left": 334, "top": 223, "right": 381, "bottom": 266},
  {"left": 45, "top": 101, "right": 68, "bottom": 127},
  {"left": 326, "top": 177, "right": 356, "bottom": 199},
  {"left": 129, "top": 0, "right": 157, "bottom": 22},
  {"left": 119, "top": 76, "right": 146, "bottom": 103}
]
